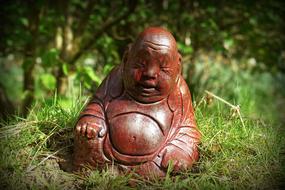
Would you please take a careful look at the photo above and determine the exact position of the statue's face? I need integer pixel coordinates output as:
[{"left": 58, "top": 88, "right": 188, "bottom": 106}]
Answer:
[{"left": 123, "top": 34, "right": 181, "bottom": 103}]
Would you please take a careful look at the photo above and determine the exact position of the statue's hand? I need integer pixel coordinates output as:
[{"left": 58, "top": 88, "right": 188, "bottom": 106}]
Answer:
[
  {"left": 75, "top": 117, "right": 107, "bottom": 139},
  {"left": 160, "top": 145, "right": 192, "bottom": 172}
]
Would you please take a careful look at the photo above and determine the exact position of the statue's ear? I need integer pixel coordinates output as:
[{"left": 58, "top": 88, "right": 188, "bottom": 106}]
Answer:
[
  {"left": 178, "top": 52, "right": 182, "bottom": 74},
  {"left": 122, "top": 43, "right": 132, "bottom": 67}
]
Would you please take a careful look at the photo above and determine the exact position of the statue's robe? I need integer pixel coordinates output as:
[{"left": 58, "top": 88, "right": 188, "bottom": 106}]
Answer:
[{"left": 73, "top": 65, "right": 200, "bottom": 176}]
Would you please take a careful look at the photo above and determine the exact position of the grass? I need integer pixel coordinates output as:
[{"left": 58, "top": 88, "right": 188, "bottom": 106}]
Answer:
[{"left": 0, "top": 61, "right": 284, "bottom": 189}]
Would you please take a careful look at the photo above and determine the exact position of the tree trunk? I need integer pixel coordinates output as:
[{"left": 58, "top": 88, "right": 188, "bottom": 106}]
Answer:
[
  {"left": 0, "top": 83, "right": 15, "bottom": 120},
  {"left": 56, "top": 66, "right": 68, "bottom": 95},
  {"left": 56, "top": 1, "right": 73, "bottom": 95},
  {"left": 56, "top": 0, "right": 138, "bottom": 95},
  {"left": 21, "top": 1, "right": 40, "bottom": 116},
  {"left": 22, "top": 57, "right": 36, "bottom": 116}
]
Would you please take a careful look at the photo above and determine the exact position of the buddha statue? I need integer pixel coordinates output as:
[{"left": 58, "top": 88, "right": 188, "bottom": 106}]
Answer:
[{"left": 73, "top": 27, "right": 200, "bottom": 177}]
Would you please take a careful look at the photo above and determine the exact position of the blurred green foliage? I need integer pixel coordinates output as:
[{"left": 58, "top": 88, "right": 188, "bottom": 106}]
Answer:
[{"left": 0, "top": 0, "right": 284, "bottom": 116}]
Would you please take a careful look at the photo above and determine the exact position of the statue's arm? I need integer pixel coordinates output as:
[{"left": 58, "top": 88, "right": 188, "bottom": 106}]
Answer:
[
  {"left": 74, "top": 71, "right": 111, "bottom": 139},
  {"left": 73, "top": 73, "right": 112, "bottom": 168},
  {"left": 75, "top": 97, "right": 107, "bottom": 139},
  {"left": 160, "top": 77, "right": 201, "bottom": 171},
  {"left": 75, "top": 66, "right": 122, "bottom": 138}
]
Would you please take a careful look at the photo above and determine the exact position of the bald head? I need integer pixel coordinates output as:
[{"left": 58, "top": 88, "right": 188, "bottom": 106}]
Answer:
[
  {"left": 122, "top": 27, "right": 182, "bottom": 103},
  {"left": 132, "top": 27, "right": 178, "bottom": 53}
]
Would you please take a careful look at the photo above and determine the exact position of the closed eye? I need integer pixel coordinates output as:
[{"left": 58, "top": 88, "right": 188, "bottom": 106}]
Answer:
[{"left": 133, "top": 61, "right": 145, "bottom": 68}]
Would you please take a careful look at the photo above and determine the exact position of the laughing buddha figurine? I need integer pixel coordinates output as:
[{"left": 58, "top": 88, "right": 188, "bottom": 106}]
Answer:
[{"left": 73, "top": 27, "right": 201, "bottom": 178}]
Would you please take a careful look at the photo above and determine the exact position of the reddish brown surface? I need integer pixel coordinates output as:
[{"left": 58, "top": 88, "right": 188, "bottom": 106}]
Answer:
[{"left": 73, "top": 27, "right": 201, "bottom": 177}]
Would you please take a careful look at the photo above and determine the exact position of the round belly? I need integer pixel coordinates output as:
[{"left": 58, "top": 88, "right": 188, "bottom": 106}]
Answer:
[{"left": 109, "top": 112, "right": 164, "bottom": 156}]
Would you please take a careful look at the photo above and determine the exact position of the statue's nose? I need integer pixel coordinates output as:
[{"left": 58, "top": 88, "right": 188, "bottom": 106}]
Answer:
[{"left": 142, "top": 63, "right": 159, "bottom": 80}]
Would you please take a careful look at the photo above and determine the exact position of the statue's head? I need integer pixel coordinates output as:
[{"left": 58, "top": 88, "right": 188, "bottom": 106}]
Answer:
[{"left": 122, "top": 27, "right": 181, "bottom": 103}]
